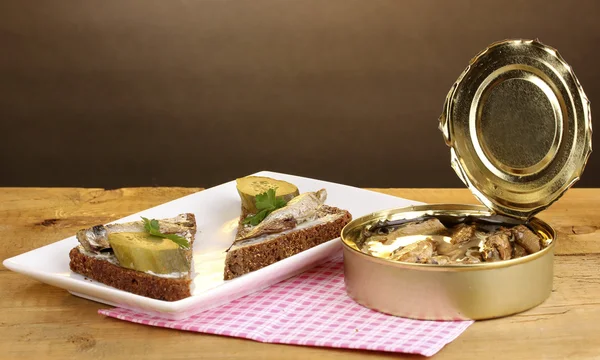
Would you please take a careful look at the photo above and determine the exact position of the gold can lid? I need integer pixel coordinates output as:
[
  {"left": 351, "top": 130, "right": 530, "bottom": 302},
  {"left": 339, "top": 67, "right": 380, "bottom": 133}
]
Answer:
[{"left": 439, "top": 39, "right": 592, "bottom": 220}]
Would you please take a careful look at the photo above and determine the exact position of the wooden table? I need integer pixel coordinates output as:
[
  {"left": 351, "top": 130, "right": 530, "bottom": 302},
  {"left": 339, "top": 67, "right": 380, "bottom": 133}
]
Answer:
[{"left": 1, "top": 188, "right": 599, "bottom": 359}]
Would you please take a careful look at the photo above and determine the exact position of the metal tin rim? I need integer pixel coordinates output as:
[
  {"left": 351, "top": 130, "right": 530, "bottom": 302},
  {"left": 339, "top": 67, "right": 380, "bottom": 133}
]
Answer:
[{"left": 341, "top": 203, "right": 556, "bottom": 271}]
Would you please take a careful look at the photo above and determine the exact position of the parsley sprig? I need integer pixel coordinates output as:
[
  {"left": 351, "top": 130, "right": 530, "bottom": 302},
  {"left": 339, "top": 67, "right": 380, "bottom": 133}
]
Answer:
[
  {"left": 242, "top": 188, "right": 288, "bottom": 226},
  {"left": 141, "top": 217, "right": 190, "bottom": 249}
]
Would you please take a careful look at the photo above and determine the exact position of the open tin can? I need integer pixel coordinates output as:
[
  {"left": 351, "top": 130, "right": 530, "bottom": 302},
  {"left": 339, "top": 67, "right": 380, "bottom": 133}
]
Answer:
[{"left": 341, "top": 39, "right": 592, "bottom": 320}]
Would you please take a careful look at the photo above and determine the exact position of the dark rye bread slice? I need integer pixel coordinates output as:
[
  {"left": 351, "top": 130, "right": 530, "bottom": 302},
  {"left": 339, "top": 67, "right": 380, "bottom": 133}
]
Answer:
[
  {"left": 69, "top": 213, "right": 197, "bottom": 302},
  {"left": 224, "top": 205, "right": 352, "bottom": 280},
  {"left": 69, "top": 248, "right": 192, "bottom": 301}
]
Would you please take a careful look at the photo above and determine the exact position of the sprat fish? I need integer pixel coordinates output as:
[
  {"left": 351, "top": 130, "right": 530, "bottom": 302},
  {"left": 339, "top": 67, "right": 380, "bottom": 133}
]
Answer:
[{"left": 236, "top": 189, "right": 327, "bottom": 241}]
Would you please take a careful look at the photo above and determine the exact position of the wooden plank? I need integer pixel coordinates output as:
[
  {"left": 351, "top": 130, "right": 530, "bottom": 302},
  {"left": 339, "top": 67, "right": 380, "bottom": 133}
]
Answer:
[{"left": 1, "top": 188, "right": 599, "bottom": 359}]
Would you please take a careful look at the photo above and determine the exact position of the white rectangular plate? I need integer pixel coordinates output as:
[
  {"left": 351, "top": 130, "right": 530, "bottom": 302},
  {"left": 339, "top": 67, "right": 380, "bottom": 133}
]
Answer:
[{"left": 3, "top": 170, "right": 421, "bottom": 320}]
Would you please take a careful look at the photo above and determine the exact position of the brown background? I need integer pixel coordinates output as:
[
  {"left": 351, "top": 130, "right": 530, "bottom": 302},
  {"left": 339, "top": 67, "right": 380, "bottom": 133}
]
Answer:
[{"left": 0, "top": 0, "right": 597, "bottom": 189}]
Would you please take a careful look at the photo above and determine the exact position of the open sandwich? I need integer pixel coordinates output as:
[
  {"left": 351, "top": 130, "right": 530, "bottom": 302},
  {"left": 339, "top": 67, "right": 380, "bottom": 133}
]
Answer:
[
  {"left": 224, "top": 176, "right": 352, "bottom": 280},
  {"left": 69, "top": 213, "right": 197, "bottom": 301}
]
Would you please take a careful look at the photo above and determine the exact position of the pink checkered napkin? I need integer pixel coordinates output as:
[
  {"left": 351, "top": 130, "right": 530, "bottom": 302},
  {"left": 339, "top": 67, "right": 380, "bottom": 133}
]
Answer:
[{"left": 99, "top": 255, "right": 473, "bottom": 357}]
